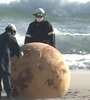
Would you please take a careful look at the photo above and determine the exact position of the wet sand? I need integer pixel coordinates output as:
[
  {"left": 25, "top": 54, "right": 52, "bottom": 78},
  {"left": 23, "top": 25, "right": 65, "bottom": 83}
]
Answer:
[{"left": 60, "top": 70, "right": 90, "bottom": 100}]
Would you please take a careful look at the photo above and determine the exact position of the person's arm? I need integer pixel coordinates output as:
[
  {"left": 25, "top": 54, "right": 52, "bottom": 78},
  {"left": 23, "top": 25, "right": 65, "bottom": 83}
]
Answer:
[
  {"left": 48, "top": 32, "right": 55, "bottom": 47},
  {"left": 8, "top": 35, "right": 21, "bottom": 58},
  {"left": 47, "top": 22, "right": 55, "bottom": 47},
  {"left": 24, "top": 24, "right": 33, "bottom": 44},
  {"left": 24, "top": 35, "right": 32, "bottom": 44}
]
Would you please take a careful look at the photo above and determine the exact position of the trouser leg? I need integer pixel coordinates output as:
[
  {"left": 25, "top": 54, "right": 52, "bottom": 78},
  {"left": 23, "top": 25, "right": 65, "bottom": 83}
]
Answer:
[
  {"left": 0, "top": 77, "right": 2, "bottom": 91},
  {"left": 0, "top": 72, "right": 2, "bottom": 97},
  {"left": 2, "top": 72, "right": 12, "bottom": 97},
  {"left": 0, "top": 83, "right": 1, "bottom": 97}
]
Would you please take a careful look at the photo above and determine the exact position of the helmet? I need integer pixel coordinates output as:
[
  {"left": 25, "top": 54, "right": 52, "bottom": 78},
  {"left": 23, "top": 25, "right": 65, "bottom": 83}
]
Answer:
[
  {"left": 5, "top": 23, "right": 16, "bottom": 32},
  {"left": 33, "top": 8, "right": 46, "bottom": 17}
]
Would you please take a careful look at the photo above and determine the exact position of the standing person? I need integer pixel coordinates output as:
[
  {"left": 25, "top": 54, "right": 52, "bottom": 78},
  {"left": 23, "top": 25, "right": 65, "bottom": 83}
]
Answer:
[
  {"left": 0, "top": 24, "right": 21, "bottom": 98},
  {"left": 24, "top": 8, "right": 55, "bottom": 47}
]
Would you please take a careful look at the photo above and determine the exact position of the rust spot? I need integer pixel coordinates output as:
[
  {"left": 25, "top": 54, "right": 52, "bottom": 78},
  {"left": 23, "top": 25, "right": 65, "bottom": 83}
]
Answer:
[
  {"left": 16, "top": 67, "right": 33, "bottom": 91},
  {"left": 46, "top": 79, "right": 54, "bottom": 86},
  {"left": 47, "top": 79, "right": 54, "bottom": 86},
  {"left": 45, "top": 78, "right": 59, "bottom": 90}
]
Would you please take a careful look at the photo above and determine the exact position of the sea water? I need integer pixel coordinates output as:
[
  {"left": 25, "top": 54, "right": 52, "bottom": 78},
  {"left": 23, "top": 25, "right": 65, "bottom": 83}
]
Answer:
[{"left": 0, "top": 0, "right": 90, "bottom": 71}]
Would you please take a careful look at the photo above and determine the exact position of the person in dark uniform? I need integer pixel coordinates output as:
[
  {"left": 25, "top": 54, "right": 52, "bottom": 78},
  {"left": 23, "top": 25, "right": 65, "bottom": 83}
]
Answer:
[
  {"left": 0, "top": 24, "right": 21, "bottom": 98},
  {"left": 24, "top": 8, "right": 55, "bottom": 47}
]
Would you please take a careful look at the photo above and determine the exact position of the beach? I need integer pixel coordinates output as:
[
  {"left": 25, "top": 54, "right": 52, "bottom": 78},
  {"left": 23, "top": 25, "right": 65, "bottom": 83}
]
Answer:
[
  {"left": 60, "top": 70, "right": 90, "bottom": 100},
  {"left": 1, "top": 70, "right": 90, "bottom": 100},
  {"left": 0, "top": 0, "right": 90, "bottom": 100}
]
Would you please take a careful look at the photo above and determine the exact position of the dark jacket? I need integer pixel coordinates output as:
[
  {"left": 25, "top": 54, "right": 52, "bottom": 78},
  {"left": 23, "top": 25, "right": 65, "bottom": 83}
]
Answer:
[
  {"left": 24, "top": 20, "right": 55, "bottom": 47},
  {"left": 0, "top": 32, "right": 21, "bottom": 74}
]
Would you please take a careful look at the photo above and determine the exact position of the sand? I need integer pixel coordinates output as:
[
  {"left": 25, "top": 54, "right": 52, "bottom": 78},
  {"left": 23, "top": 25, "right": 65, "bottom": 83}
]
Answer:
[
  {"left": 1, "top": 70, "right": 90, "bottom": 100},
  {"left": 60, "top": 70, "right": 90, "bottom": 100}
]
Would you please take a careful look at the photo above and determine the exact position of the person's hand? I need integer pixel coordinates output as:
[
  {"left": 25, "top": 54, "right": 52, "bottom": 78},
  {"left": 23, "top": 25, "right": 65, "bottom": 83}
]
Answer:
[{"left": 20, "top": 52, "right": 24, "bottom": 58}]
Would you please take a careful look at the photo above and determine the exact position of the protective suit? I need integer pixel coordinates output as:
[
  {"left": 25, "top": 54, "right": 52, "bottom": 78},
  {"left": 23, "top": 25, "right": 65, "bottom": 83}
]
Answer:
[
  {"left": 0, "top": 24, "right": 21, "bottom": 98},
  {"left": 24, "top": 8, "right": 55, "bottom": 47}
]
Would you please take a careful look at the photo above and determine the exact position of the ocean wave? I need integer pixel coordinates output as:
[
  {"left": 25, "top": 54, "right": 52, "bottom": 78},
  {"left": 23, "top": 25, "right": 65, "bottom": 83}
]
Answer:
[
  {"left": 64, "top": 54, "right": 90, "bottom": 70},
  {"left": 15, "top": 33, "right": 90, "bottom": 70},
  {"left": 56, "top": 34, "right": 90, "bottom": 54},
  {"left": 14, "top": 33, "right": 90, "bottom": 70}
]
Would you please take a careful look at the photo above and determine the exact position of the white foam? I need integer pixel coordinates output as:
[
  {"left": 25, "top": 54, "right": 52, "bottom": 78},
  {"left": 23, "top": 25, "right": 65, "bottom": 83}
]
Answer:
[
  {"left": 64, "top": 54, "right": 90, "bottom": 70},
  {"left": 15, "top": 33, "right": 25, "bottom": 46}
]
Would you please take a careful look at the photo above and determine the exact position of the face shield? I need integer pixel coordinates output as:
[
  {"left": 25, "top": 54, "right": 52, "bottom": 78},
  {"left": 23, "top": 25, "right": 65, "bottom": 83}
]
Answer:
[{"left": 35, "top": 13, "right": 45, "bottom": 22}]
